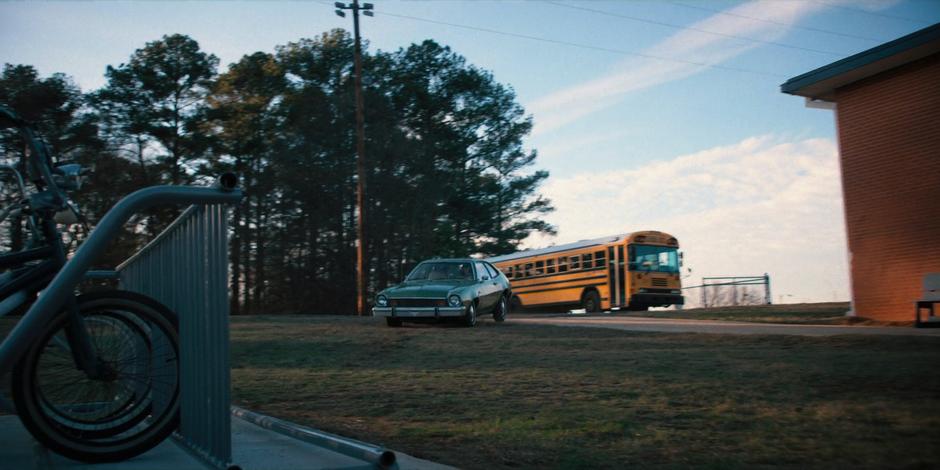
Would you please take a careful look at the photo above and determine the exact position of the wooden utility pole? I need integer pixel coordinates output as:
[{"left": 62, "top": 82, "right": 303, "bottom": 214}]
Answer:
[{"left": 335, "top": 1, "right": 373, "bottom": 315}]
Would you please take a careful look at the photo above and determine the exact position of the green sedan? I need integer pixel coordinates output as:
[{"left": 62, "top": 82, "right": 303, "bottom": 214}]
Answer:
[{"left": 373, "top": 258, "right": 512, "bottom": 327}]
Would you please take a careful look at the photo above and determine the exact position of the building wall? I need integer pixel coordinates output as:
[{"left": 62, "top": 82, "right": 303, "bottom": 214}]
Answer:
[{"left": 834, "top": 53, "right": 940, "bottom": 321}]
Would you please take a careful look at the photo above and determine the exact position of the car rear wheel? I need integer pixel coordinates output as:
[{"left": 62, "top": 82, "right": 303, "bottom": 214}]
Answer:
[
  {"left": 386, "top": 318, "right": 403, "bottom": 327},
  {"left": 493, "top": 296, "right": 507, "bottom": 322},
  {"left": 463, "top": 303, "right": 477, "bottom": 327}
]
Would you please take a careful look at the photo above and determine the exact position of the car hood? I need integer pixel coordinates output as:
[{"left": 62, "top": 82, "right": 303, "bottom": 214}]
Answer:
[{"left": 384, "top": 280, "right": 474, "bottom": 298}]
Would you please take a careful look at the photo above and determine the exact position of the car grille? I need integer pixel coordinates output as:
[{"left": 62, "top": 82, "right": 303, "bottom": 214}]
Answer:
[
  {"left": 391, "top": 298, "right": 445, "bottom": 308},
  {"left": 651, "top": 278, "right": 668, "bottom": 287}
]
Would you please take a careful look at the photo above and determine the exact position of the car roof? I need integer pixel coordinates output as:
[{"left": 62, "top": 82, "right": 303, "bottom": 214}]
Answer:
[{"left": 416, "top": 258, "right": 483, "bottom": 264}]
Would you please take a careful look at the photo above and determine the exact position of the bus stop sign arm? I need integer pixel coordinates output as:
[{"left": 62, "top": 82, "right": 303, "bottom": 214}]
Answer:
[{"left": 0, "top": 178, "right": 243, "bottom": 376}]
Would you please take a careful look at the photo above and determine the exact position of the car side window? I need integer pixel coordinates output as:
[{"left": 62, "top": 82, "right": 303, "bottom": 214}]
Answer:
[
  {"left": 474, "top": 262, "right": 488, "bottom": 280},
  {"left": 485, "top": 263, "right": 500, "bottom": 279}
]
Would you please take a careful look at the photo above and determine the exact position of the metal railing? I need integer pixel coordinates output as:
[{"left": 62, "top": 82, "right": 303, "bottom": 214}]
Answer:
[{"left": 117, "top": 204, "right": 234, "bottom": 469}]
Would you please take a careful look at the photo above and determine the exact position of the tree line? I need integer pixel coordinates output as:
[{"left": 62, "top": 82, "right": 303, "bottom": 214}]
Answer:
[{"left": 0, "top": 31, "right": 554, "bottom": 314}]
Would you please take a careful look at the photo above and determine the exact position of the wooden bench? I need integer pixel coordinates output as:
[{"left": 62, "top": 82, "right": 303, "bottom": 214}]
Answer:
[{"left": 915, "top": 273, "right": 940, "bottom": 328}]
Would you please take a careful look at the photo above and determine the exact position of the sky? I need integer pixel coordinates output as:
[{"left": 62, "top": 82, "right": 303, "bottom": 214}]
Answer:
[{"left": 3, "top": 0, "right": 939, "bottom": 305}]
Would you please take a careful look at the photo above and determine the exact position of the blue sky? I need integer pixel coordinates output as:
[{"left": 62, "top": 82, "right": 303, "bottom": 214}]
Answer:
[{"left": 3, "top": 1, "right": 939, "bottom": 305}]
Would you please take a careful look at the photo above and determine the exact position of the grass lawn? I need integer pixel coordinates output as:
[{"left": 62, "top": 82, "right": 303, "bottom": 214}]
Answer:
[
  {"left": 622, "top": 302, "right": 870, "bottom": 325},
  {"left": 231, "top": 315, "right": 940, "bottom": 469}
]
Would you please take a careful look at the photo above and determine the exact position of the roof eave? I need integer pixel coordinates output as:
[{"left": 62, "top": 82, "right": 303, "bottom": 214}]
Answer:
[{"left": 781, "top": 23, "right": 940, "bottom": 100}]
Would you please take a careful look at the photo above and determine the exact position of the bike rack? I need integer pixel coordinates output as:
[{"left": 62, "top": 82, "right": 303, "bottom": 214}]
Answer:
[
  {"left": 117, "top": 203, "right": 235, "bottom": 469},
  {"left": 0, "top": 178, "right": 242, "bottom": 468}
]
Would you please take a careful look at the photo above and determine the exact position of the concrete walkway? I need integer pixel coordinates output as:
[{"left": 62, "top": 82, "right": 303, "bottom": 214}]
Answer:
[
  {"left": 0, "top": 414, "right": 453, "bottom": 470},
  {"left": 511, "top": 315, "right": 940, "bottom": 337}
]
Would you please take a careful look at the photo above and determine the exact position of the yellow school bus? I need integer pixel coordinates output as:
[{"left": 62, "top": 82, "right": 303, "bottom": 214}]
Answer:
[{"left": 487, "top": 231, "right": 683, "bottom": 312}]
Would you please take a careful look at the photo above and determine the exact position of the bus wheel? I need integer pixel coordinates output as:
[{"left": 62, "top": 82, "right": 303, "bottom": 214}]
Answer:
[
  {"left": 509, "top": 296, "right": 522, "bottom": 313},
  {"left": 582, "top": 290, "right": 600, "bottom": 313}
]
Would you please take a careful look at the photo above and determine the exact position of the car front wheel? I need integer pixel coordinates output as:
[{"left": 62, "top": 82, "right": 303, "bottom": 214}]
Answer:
[
  {"left": 493, "top": 295, "right": 507, "bottom": 322},
  {"left": 463, "top": 302, "right": 477, "bottom": 327}
]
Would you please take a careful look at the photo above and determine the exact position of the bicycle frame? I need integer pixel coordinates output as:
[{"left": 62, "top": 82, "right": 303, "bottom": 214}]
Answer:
[{"left": 0, "top": 181, "right": 243, "bottom": 378}]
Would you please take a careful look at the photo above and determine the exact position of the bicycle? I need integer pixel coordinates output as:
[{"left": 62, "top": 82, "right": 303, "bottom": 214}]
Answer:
[{"left": 0, "top": 105, "right": 240, "bottom": 462}]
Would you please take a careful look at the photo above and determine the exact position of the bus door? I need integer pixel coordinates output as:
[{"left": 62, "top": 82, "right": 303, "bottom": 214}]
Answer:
[
  {"left": 607, "top": 246, "right": 616, "bottom": 308},
  {"left": 617, "top": 244, "right": 626, "bottom": 306},
  {"left": 607, "top": 245, "right": 627, "bottom": 308}
]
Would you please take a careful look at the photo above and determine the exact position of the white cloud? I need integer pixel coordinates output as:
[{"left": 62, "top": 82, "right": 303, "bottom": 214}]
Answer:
[
  {"left": 528, "top": 135, "right": 850, "bottom": 305},
  {"left": 527, "top": 0, "right": 831, "bottom": 135}
]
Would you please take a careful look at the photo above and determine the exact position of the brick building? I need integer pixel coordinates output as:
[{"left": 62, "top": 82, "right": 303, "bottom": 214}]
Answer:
[{"left": 781, "top": 24, "right": 940, "bottom": 322}]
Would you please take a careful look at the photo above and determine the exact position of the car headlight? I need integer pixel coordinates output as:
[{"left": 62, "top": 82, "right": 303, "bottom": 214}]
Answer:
[
  {"left": 448, "top": 295, "right": 462, "bottom": 307},
  {"left": 671, "top": 290, "right": 681, "bottom": 294},
  {"left": 639, "top": 288, "right": 648, "bottom": 293},
  {"left": 376, "top": 295, "right": 388, "bottom": 307}
]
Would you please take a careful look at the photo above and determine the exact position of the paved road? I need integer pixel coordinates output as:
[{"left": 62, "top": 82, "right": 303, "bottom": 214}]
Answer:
[{"left": 511, "top": 315, "right": 940, "bottom": 337}]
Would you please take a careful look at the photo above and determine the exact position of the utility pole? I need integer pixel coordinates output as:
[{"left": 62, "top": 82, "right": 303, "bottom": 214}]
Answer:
[{"left": 335, "top": 1, "right": 373, "bottom": 315}]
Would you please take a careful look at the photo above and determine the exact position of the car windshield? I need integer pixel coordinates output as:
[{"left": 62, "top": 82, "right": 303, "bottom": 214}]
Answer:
[{"left": 406, "top": 262, "right": 475, "bottom": 281}]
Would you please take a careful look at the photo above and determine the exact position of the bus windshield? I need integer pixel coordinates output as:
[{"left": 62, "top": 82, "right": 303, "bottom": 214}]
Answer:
[
  {"left": 630, "top": 245, "right": 679, "bottom": 273},
  {"left": 407, "top": 262, "right": 475, "bottom": 281}
]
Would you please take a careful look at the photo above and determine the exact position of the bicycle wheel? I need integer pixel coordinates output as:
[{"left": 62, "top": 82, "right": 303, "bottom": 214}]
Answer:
[{"left": 12, "top": 290, "right": 180, "bottom": 463}]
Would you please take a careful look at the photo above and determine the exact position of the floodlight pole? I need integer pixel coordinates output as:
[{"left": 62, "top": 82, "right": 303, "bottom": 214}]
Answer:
[{"left": 336, "top": 1, "right": 373, "bottom": 316}]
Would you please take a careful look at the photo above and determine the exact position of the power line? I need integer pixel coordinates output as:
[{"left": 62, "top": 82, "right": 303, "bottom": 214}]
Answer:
[
  {"left": 374, "top": 10, "right": 788, "bottom": 79},
  {"left": 543, "top": 0, "right": 851, "bottom": 58},
  {"left": 669, "top": 1, "right": 889, "bottom": 43},
  {"left": 807, "top": 0, "right": 935, "bottom": 26}
]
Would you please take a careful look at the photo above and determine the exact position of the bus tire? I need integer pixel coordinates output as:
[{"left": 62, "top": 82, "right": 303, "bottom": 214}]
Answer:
[{"left": 582, "top": 290, "right": 601, "bottom": 313}]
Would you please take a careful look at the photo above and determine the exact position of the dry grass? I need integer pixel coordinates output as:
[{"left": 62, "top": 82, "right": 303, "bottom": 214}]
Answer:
[{"left": 230, "top": 315, "right": 940, "bottom": 469}]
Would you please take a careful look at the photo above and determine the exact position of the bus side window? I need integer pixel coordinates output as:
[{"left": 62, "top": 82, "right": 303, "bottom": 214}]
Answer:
[
  {"left": 515, "top": 264, "right": 522, "bottom": 278},
  {"left": 546, "top": 259, "right": 555, "bottom": 274},
  {"left": 558, "top": 257, "right": 568, "bottom": 272},
  {"left": 594, "top": 250, "right": 605, "bottom": 268},
  {"left": 535, "top": 261, "right": 544, "bottom": 275},
  {"left": 504, "top": 266, "right": 513, "bottom": 278},
  {"left": 571, "top": 255, "right": 580, "bottom": 270},
  {"left": 524, "top": 263, "right": 533, "bottom": 277},
  {"left": 582, "top": 253, "right": 593, "bottom": 268}
]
